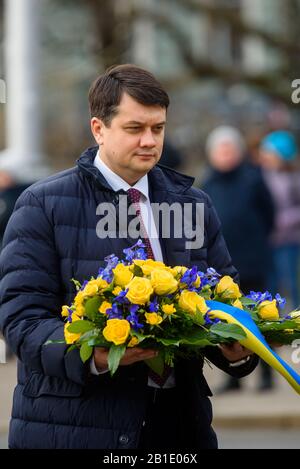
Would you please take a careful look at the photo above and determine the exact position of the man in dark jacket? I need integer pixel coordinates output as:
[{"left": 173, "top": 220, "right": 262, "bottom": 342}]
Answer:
[
  {"left": 202, "top": 125, "right": 275, "bottom": 392},
  {"left": 0, "top": 65, "right": 258, "bottom": 450}
]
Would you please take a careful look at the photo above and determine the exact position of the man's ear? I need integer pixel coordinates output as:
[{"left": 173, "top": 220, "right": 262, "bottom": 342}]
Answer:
[{"left": 91, "top": 117, "right": 105, "bottom": 145}]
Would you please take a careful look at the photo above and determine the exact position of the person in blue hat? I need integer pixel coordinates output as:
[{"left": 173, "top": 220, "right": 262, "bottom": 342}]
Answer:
[{"left": 259, "top": 130, "right": 300, "bottom": 310}]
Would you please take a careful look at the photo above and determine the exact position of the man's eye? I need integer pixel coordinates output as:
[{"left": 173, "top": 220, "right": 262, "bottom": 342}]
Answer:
[
  {"left": 126, "top": 127, "right": 140, "bottom": 131},
  {"left": 154, "top": 127, "right": 164, "bottom": 132}
]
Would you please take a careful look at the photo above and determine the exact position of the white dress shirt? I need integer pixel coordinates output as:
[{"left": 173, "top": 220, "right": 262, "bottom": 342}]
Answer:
[
  {"left": 90, "top": 151, "right": 175, "bottom": 388},
  {"left": 94, "top": 151, "right": 163, "bottom": 260}
]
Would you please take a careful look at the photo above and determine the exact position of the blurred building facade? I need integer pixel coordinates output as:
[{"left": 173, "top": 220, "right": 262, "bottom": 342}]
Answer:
[{"left": 0, "top": 0, "right": 299, "bottom": 174}]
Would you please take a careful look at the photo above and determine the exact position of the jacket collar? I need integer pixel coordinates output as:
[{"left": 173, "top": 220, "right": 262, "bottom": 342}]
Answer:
[
  {"left": 77, "top": 146, "right": 195, "bottom": 195},
  {"left": 77, "top": 146, "right": 195, "bottom": 266}
]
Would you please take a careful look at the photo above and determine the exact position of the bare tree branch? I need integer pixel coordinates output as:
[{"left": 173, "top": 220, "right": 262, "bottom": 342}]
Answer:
[
  {"left": 170, "top": 0, "right": 300, "bottom": 57},
  {"left": 134, "top": 9, "right": 293, "bottom": 103}
]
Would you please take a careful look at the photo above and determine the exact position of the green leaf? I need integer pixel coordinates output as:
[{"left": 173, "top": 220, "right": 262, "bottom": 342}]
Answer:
[
  {"left": 210, "top": 323, "right": 246, "bottom": 340},
  {"left": 154, "top": 337, "right": 181, "bottom": 347},
  {"left": 67, "top": 320, "right": 95, "bottom": 334},
  {"left": 179, "top": 337, "right": 215, "bottom": 347},
  {"left": 145, "top": 352, "right": 165, "bottom": 376},
  {"left": 66, "top": 344, "right": 77, "bottom": 354},
  {"left": 77, "top": 329, "right": 99, "bottom": 344},
  {"left": 193, "top": 306, "right": 205, "bottom": 325},
  {"left": 240, "top": 297, "right": 257, "bottom": 306},
  {"left": 87, "top": 337, "right": 110, "bottom": 347},
  {"left": 132, "top": 264, "right": 143, "bottom": 277},
  {"left": 84, "top": 296, "right": 102, "bottom": 320},
  {"left": 79, "top": 342, "right": 93, "bottom": 362},
  {"left": 107, "top": 344, "right": 126, "bottom": 376},
  {"left": 71, "top": 278, "right": 82, "bottom": 291},
  {"left": 259, "top": 320, "right": 299, "bottom": 332}
]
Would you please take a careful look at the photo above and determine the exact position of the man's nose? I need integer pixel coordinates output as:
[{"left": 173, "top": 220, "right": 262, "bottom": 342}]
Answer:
[{"left": 139, "top": 129, "right": 156, "bottom": 147}]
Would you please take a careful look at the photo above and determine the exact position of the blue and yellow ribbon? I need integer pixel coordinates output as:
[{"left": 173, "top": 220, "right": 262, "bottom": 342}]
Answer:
[{"left": 206, "top": 300, "right": 300, "bottom": 395}]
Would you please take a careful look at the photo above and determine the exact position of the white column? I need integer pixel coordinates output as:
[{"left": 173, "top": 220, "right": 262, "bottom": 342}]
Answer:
[{"left": 0, "top": 0, "right": 49, "bottom": 182}]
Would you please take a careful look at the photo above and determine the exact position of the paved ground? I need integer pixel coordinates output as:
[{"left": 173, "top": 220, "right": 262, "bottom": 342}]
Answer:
[{"left": 216, "top": 428, "right": 300, "bottom": 449}]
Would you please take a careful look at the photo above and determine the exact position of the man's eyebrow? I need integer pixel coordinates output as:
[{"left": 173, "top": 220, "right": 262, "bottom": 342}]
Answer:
[{"left": 123, "top": 120, "right": 166, "bottom": 126}]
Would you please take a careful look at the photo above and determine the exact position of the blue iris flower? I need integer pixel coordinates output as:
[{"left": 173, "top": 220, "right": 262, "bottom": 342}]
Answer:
[
  {"left": 106, "top": 303, "right": 123, "bottom": 319},
  {"left": 246, "top": 291, "right": 273, "bottom": 303},
  {"left": 181, "top": 266, "right": 198, "bottom": 288},
  {"left": 149, "top": 296, "right": 159, "bottom": 312},
  {"left": 275, "top": 293, "right": 286, "bottom": 309},
  {"left": 204, "top": 312, "right": 221, "bottom": 326},
  {"left": 80, "top": 280, "right": 89, "bottom": 291},
  {"left": 126, "top": 309, "right": 143, "bottom": 330},
  {"left": 67, "top": 308, "right": 74, "bottom": 323},
  {"left": 98, "top": 254, "right": 119, "bottom": 282},
  {"left": 198, "top": 272, "right": 209, "bottom": 287},
  {"left": 123, "top": 240, "right": 147, "bottom": 263},
  {"left": 114, "top": 288, "right": 130, "bottom": 304},
  {"left": 205, "top": 267, "right": 221, "bottom": 287}
]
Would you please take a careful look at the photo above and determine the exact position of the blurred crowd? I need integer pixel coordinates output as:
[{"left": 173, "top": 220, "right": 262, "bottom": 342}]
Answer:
[{"left": 201, "top": 126, "right": 300, "bottom": 393}]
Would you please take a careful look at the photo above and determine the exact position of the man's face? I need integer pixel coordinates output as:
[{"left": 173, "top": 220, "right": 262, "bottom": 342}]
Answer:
[{"left": 91, "top": 93, "right": 166, "bottom": 184}]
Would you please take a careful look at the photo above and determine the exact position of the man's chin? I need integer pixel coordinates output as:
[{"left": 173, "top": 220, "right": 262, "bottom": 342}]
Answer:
[{"left": 134, "top": 158, "right": 158, "bottom": 173}]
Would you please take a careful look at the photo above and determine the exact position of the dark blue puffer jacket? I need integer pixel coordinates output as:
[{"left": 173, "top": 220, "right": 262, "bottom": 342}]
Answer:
[{"left": 0, "top": 146, "right": 257, "bottom": 449}]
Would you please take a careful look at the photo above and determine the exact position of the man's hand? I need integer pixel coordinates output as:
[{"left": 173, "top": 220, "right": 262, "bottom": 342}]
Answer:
[
  {"left": 219, "top": 342, "right": 253, "bottom": 363},
  {"left": 93, "top": 347, "right": 158, "bottom": 372}
]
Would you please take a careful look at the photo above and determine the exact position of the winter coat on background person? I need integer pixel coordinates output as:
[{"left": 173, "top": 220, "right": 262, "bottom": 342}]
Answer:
[{"left": 202, "top": 161, "right": 274, "bottom": 288}]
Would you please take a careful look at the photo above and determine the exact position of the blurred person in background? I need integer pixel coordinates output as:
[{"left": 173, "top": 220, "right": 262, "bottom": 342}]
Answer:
[
  {"left": 0, "top": 168, "right": 32, "bottom": 360},
  {"left": 0, "top": 169, "right": 31, "bottom": 246},
  {"left": 202, "top": 126, "right": 275, "bottom": 392},
  {"left": 259, "top": 131, "right": 300, "bottom": 311}
]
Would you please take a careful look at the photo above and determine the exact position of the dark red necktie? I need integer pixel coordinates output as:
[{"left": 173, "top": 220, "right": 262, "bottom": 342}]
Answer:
[{"left": 127, "top": 188, "right": 172, "bottom": 387}]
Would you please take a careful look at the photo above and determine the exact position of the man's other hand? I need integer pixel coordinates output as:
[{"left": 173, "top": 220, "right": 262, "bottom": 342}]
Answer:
[{"left": 219, "top": 342, "right": 253, "bottom": 362}]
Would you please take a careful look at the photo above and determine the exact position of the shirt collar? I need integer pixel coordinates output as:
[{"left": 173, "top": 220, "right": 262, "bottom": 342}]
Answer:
[{"left": 94, "top": 150, "right": 149, "bottom": 200}]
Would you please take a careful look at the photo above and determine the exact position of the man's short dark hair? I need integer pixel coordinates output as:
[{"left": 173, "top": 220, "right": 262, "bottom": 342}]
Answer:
[{"left": 88, "top": 64, "right": 170, "bottom": 126}]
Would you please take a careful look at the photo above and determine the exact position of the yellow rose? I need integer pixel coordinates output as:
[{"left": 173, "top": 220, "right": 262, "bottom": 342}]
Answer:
[
  {"left": 140, "top": 259, "right": 166, "bottom": 276},
  {"left": 172, "top": 266, "right": 188, "bottom": 277},
  {"left": 215, "top": 276, "right": 242, "bottom": 300},
  {"left": 74, "top": 291, "right": 84, "bottom": 307},
  {"left": 99, "top": 301, "right": 112, "bottom": 315},
  {"left": 112, "top": 286, "right": 122, "bottom": 296},
  {"left": 258, "top": 300, "right": 279, "bottom": 320},
  {"left": 75, "top": 304, "right": 85, "bottom": 317},
  {"left": 150, "top": 269, "right": 178, "bottom": 295},
  {"left": 233, "top": 299, "right": 243, "bottom": 310},
  {"left": 64, "top": 314, "right": 81, "bottom": 345},
  {"left": 162, "top": 304, "right": 176, "bottom": 315},
  {"left": 128, "top": 336, "right": 139, "bottom": 347},
  {"left": 132, "top": 260, "right": 145, "bottom": 267},
  {"left": 145, "top": 312, "right": 163, "bottom": 326},
  {"left": 61, "top": 305, "right": 70, "bottom": 317},
  {"left": 94, "top": 278, "right": 109, "bottom": 290},
  {"left": 103, "top": 318, "right": 130, "bottom": 345},
  {"left": 82, "top": 282, "right": 99, "bottom": 297},
  {"left": 178, "top": 290, "right": 209, "bottom": 315},
  {"left": 113, "top": 264, "right": 133, "bottom": 288},
  {"left": 126, "top": 277, "right": 153, "bottom": 305}
]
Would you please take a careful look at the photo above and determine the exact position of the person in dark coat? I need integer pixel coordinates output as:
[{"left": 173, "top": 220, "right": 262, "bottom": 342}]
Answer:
[
  {"left": 0, "top": 65, "right": 258, "bottom": 450},
  {"left": 0, "top": 170, "right": 31, "bottom": 246},
  {"left": 202, "top": 126, "right": 275, "bottom": 392},
  {"left": 0, "top": 170, "right": 32, "bottom": 359}
]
